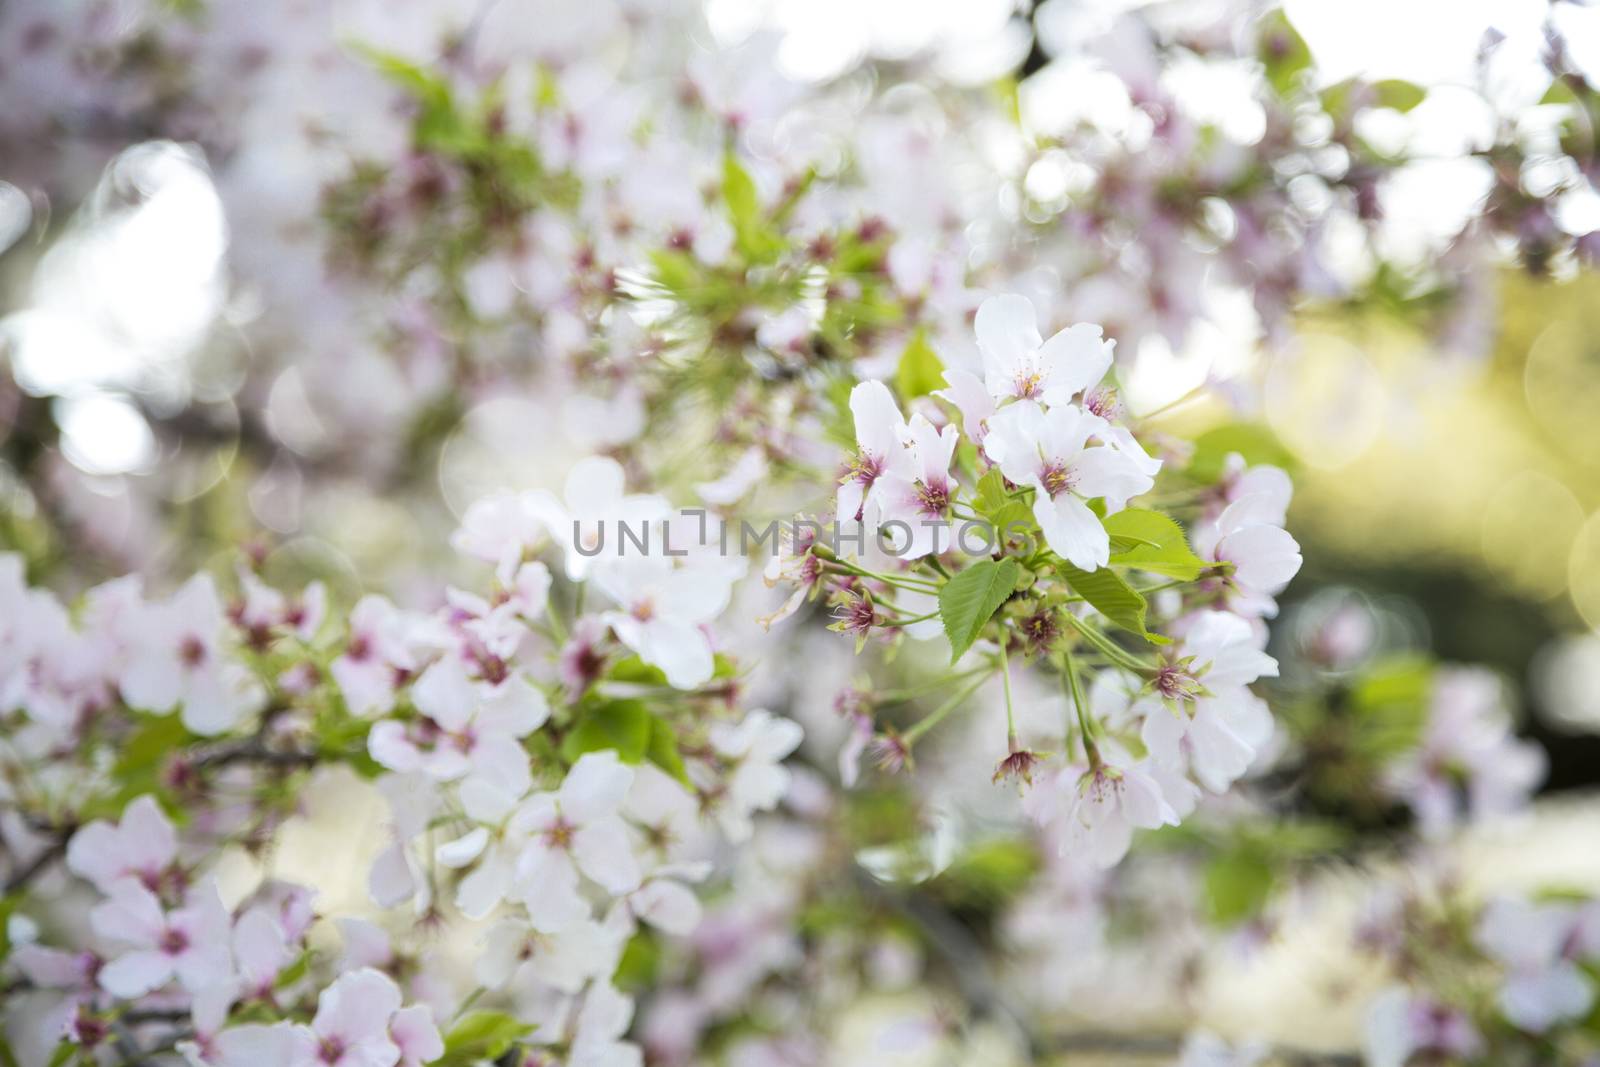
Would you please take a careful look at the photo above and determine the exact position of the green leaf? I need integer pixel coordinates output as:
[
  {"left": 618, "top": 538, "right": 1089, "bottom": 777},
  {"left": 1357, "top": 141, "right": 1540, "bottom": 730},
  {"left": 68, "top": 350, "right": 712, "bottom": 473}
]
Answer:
[
  {"left": 45, "top": 1041, "right": 75, "bottom": 1067},
  {"left": 354, "top": 46, "right": 477, "bottom": 155},
  {"left": 894, "top": 329, "right": 944, "bottom": 401},
  {"left": 0, "top": 894, "right": 18, "bottom": 964},
  {"left": 648, "top": 249, "right": 702, "bottom": 295},
  {"left": 1105, "top": 509, "right": 1206, "bottom": 580},
  {"left": 974, "top": 469, "right": 1032, "bottom": 532},
  {"left": 1348, "top": 655, "right": 1434, "bottom": 761},
  {"left": 1187, "top": 421, "right": 1295, "bottom": 483},
  {"left": 645, "top": 717, "right": 691, "bottom": 786},
  {"left": 1541, "top": 78, "right": 1579, "bottom": 107},
  {"left": 1258, "top": 10, "right": 1311, "bottom": 97},
  {"left": 274, "top": 948, "right": 313, "bottom": 990},
  {"left": 438, "top": 1010, "right": 535, "bottom": 1063},
  {"left": 561, "top": 700, "right": 652, "bottom": 764},
  {"left": 608, "top": 656, "right": 669, "bottom": 687},
  {"left": 939, "top": 558, "right": 1020, "bottom": 663},
  {"left": 613, "top": 930, "right": 661, "bottom": 993},
  {"left": 935, "top": 837, "right": 1039, "bottom": 907},
  {"left": 1057, "top": 562, "right": 1164, "bottom": 643},
  {"left": 1205, "top": 847, "right": 1275, "bottom": 925},
  {"left": 722, "top": 152, "right": 784, "bottom": 264},
  {"left": 1373, "top": 79, "right": 1426, "bottom": 113}
]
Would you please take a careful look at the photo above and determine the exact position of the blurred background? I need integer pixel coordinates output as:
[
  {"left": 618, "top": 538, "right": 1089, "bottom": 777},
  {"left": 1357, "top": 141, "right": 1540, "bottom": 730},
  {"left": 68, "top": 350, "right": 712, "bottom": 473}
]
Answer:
[
  {"left": 5, "top": 0, "right": 1599, "bottom": 792},
  {"left": 4, "top": 0, "right": 1600, "bottom": 1062}
]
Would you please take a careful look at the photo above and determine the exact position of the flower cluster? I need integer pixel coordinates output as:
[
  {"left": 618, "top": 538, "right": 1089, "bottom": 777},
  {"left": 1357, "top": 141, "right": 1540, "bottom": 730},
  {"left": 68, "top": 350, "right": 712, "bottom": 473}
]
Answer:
[
  {"left": 1361, "top": 882, "right": 1600, "bottom": 1066},
  {"left": 0, "top": 452, "right": 806, "bottom": 1065},
  {"left": 755, "top": 293, "right": 1303, "bottom": 869},
  {"left": 0, "top": 1, "right": 1590, "bottom": 1064}
]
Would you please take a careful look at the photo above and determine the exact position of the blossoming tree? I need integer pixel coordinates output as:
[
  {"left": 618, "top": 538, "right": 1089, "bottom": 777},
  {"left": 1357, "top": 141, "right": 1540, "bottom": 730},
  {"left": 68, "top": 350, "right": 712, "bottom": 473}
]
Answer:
[{"left": 2, "top": 1, "right": 1598, "bottom": 1065}]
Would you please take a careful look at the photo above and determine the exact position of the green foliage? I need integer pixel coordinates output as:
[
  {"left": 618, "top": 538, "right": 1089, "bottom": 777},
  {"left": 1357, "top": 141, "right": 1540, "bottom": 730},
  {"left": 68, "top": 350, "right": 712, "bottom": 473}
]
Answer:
[
  {"left": 1105, "top": 508, "right": 1206, "bottom": 580},
  {"left": 1257, "top": 10, "right": 1312, "bottom": 97},
  {"left": 561, "top": 699, "right": 652, "bottom": 764},
  {"left": 1057, "top": 562, "right": 1164, "bottom": 643},
  {"left": 1373, "top": 79, "right": 1426, "bottom": 112},
  {"left": 645, "top": 716, "right": 692, "bottom": 786},
  {"left": 95, "top": 713, "right": 197, "bottom": 818},
  {"left": 436, "top": 1010, "right": 535, "bottom": 1064},
  {"left": 934, "top": 837, "right": 1039, "bottom": 907},
  {"left": 894, "top": 329, "right": 945, "bottom": 401},
  {"left": 939, "top": 558, "right": 1020, "bottom": 663},
  {"left": 1204, "top": 845, "right": 1276, "bottom": 925},
  {"left": 722, "top": 152, "right": 785, "bottom": 264},
  {"left": 1186, "top": 421, "right": 1295, "bottom": 483},
  {"left": 614, "top": 930, "right": 661, "bottom": 992},
  {"left": 610, "top": 656, "right": 670, "bottom": 687},
  {"left": 973, "top": 469, "right": 1033, "bottom": 533},
  {"left": 0, "top": 894, "right": 18, "bottom": 965},
  {"left": 1347, "top": 655, "right": 1434, "bottom": 761}
]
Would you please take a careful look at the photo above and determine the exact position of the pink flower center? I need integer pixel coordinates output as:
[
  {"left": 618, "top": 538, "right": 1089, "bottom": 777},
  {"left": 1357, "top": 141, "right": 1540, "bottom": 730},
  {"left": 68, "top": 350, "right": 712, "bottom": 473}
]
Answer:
[
  {"left": 544, "top": 817, "right": 577, "bottom": 850},
  {"left": 179, "top": 636, "right": 208, "bottom": 668},
  {"left": 914, "top": 478, "right": 949, "bottom": 516},
  {"left": 1040, "top": 463, "right": 1075, "bottom": 498},
  {"left": 160, "top": 927, "right": 189, "bottom": 956}
]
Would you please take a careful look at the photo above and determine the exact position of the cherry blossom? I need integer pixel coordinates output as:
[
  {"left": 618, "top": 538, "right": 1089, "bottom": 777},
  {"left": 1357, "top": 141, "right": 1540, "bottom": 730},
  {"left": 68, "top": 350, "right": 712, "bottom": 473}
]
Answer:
[
  {"left": 838, "top": 380, "right": 911, "bottom": 525},
  {"left": 117, "top": 576, "right": 259, "bottom": 735},
  {"left": 527, "top": 457, "right": 670, "bottom": 582},
  {"left": 65, "top": 794, "right": 179, "bottom": 895},
  {"left": 984, "top": 401, "right": 1154, "bottom": 570},
  {"left": 593, "top": 554, "right": 732, "bottom": 690},
  {"left": 703, "top": 709, "right": 804, "bottom": 842},
  {"left": 367, "top": 655, "right": 548, "bottom": 794},
  {"left": 512, "top": 751, "right": 642, "bottom": 931},
  {"left": 970, "top": 294, "right": 1114, "bottom": 408},
  {"left": 91, "top": 879, "right": 234, "bottom": 998}
]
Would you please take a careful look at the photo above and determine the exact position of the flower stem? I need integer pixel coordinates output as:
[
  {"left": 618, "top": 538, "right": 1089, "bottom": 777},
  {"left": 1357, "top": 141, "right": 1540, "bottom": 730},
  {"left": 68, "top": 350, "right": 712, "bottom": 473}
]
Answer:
[
  {"left": 999, "top": 635, "right": 1016, "bottom": 739},
  {"left": 903, "top": 669, "right": 992, "bottom": 744},
  {"left": 1063, "top": 612, "right": 1153, "bottom": 673},
  {"left": 1062, "top": 645, "right": 1100, "bottom": 766},
  {"left": 824, "top": 560, "right": 941, "bottom": 593}
]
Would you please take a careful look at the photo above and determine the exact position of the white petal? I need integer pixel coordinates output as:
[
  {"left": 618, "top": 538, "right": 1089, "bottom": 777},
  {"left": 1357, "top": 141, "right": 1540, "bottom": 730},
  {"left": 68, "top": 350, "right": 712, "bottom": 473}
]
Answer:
[
  {"left": 573, "top": 817, "right": 642, "bottom": 894},
  {"left": 99, "top": 950, "right": 175, "bottom": 998},
  {"left": 1033, "top": 491, "right": 1109, "bottom": 571},
  {"left": 435, "top": 828, "right": 490, "bottom": 869},
  {"left": 455, "top": 849, "right": 513, "bottom": 921},
  {"left": 560, "top": 752, "right": 635, "bottom": 824},
  {"left": 368, "top": 841, "right": 417, "bottom": 908},
  {"left": 312, "top": 968, "right": 402, "bottom": 1047},
  {"left": 975, "top": 294, "right": 1042, "bottom": 385},
  {"left": 637, "top": 619, "right": 714, "bottom": 691},
  {"left": 632, "top": 880, "right": 702, "bottom": 936},
  {"left": 409, "top": 659, "right": 477, "bottom": 732}
]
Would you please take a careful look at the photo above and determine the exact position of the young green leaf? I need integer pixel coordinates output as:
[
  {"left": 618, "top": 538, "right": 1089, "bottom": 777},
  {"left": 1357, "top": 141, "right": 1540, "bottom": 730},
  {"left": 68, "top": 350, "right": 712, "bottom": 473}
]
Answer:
[
  {"left": 1373, "top": 79, "right": 1426, "bottom": 112},
  {"left": 560, "top": 699, "right": 652, "bottom": 763},
  {"left": 975, "top": 469, "right": 1032, "bottom": 532},
  {"left": 645, "top": 716, "right": 692, "bottom": 786},
  {"left": 1204, "top": 847, "right": 1275, "bottom": 926},
  {"left": 440, "top": 1010, "right": 536, "bottom": 1063},
  {"left": 1187, "top": 422, "right": 1294, "bottom": 482},
  {"left": 1057, "top": 562, "right": 1164, "bottom": 643},
  {"left": 894, "top": 329, "right": 945, "bottom": 401},
  {"left": 939, "top": 558, "right": 1020, "bottom": 663},
  {"left": 722, "top": 152, "right": 784, "bottom": 264},
  {"left": 1105, "top": 508, "right": 1206, "bottom": 580}
]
